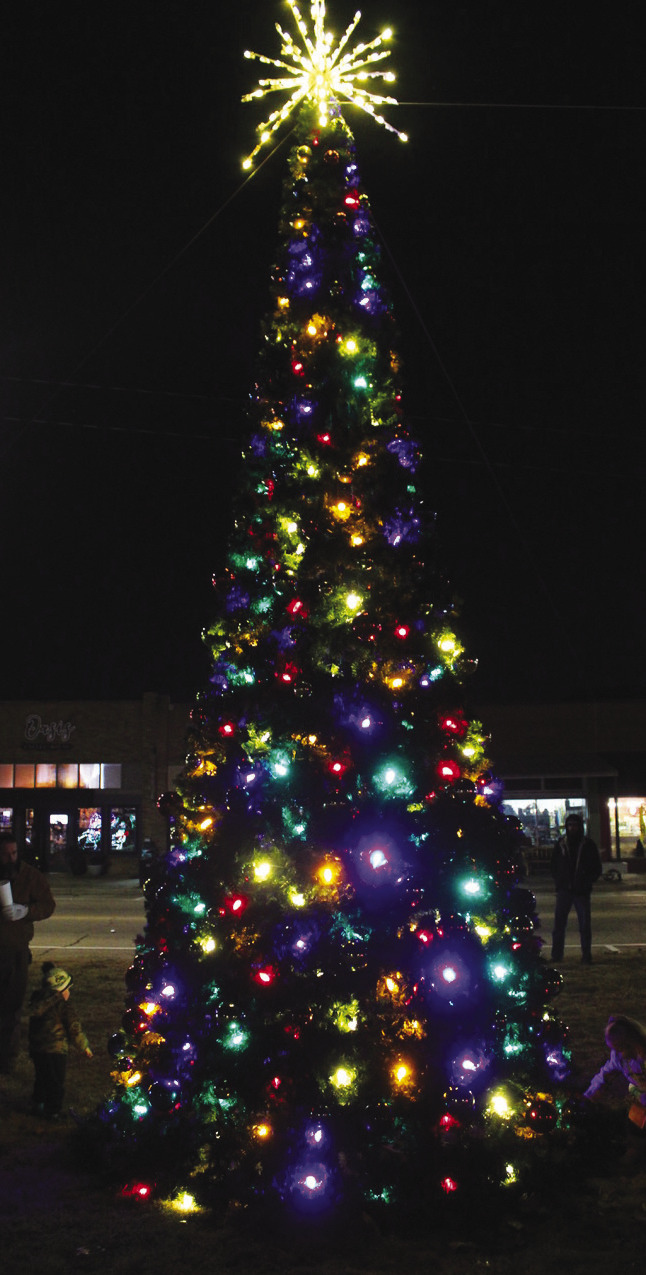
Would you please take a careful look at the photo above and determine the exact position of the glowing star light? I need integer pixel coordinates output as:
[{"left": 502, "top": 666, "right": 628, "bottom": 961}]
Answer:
[{"left": 242, "top": 1, "right": 408, "bottom": 167}]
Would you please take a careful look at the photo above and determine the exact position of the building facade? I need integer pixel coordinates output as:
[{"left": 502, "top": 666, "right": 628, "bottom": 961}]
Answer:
[
  {"left": 2, "top": 694, "right": 644, "bottom": 874},
  {"left": 0, "top": 694, "right": 189, "bottom": 873},
  {"left": 475, "top": 698, "right": 646, "bottom": 860}
]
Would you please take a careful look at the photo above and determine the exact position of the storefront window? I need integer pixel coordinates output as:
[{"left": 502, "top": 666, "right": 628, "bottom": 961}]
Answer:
[
  {"left": 78, "top": 807, "right": 103, "bottom": 856},
  {"left": 111, "top": 807, "right": 136, "bottom": 854},
  {"left": 0, "top": 765, "right": 14, "bottom": 788},
  {"left": 0, "top": 808, "right": 13, "bottom": 832},
  {"left": 607, "top": 797, "right": 646, "bottom": 857},
  {"left": 502, "top": 797, "right": 587, "bottom": 846},
  {"left": 35, "top": 763, "right": 57, "bottom": 788}
]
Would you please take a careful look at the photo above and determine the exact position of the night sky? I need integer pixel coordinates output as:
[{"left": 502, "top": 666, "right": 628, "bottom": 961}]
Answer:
[{"left": 2, "top": 1, "right": 644, "bottom": 707}]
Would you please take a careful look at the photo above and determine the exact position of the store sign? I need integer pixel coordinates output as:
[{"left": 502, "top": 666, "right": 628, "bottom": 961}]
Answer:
[{"left": 24, "top": 714, "right": 76, "bottom": 746}]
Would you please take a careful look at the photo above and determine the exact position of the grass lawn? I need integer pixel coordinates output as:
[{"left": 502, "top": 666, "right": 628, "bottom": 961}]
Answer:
[{"left": 1, "top": 949, "right": 645, "bottom": 1273}]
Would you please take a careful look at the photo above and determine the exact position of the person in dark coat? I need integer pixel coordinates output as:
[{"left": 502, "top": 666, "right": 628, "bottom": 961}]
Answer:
[
  {"left": 0, "top": 832, "right": 56, "bottom": 1073},
  {"left": 550, "top": 812, "right": 602, "bottom": 963},
  {"left": 28, "top": 962, "right": 92, "bottom": 1118}
]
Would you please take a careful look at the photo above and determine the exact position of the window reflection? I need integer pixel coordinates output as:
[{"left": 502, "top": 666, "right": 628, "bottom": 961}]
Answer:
[
  {"left": 35, "top": 764, "right": 57, "bottom": 788},
  {"left": 79, "top": 764, "right": 100, "bottom": 788},
  {"left": 14, "top": 764, "right": 35, "bottom": 788}
]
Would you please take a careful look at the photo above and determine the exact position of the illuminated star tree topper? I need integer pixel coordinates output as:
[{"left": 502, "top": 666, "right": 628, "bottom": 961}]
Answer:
[{"left": 242, "top": 0, "right": 408, "bottom": 168}]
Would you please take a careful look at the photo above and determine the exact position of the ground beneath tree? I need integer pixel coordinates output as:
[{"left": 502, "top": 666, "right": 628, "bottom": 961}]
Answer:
[
  {"left": 3, "top": 949, "right": 645, "bottom": 1273},
  {"left": 2, "top": 1094, "right": 645, "bottom": 1275}
]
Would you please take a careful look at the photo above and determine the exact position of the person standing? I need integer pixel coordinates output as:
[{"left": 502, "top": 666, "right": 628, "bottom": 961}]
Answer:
[
  {"left": 28, "top": 962, "right": 92, "bottom": 1118},
  {"left": 550, "top": 812, "right": 602, "bottom": 963},
  {"left": 0, "top": 831, "right": 56, "bottom": 1073}
]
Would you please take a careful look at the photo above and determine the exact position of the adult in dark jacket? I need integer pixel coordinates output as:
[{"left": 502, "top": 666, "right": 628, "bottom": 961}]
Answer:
[
  {"left": 0, "top": 832, "right": 56, "bottom": 1072},
  {"left": 550, "top": 812, "right": 602, "bottom": 963}
]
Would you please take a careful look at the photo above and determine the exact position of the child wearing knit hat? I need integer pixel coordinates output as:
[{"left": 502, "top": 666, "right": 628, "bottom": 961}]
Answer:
[{"left": 28, "top": 961, "right": 93, "bottom": 1118}]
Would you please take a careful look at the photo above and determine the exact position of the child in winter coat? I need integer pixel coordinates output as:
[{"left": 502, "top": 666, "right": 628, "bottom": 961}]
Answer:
[
  {"left": 584, "top": 1014, "right": 646, "bottom": 1165},
  {"left": 28, "top": 962, "right": 93, "bottom": 1118}
]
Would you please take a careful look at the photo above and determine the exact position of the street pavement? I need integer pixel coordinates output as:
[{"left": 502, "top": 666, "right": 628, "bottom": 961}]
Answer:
[
  {"left": 32, "top": 874, "right": 144, "bottom": 958},
  {"left": 29, "top": 869, "right": 646, "bottom": 960},
  {"left": 531, "top": 872, "right": 646, "bottom": 954}
]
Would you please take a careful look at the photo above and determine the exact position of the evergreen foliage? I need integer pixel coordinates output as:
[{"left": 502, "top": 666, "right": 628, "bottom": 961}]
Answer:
[{"left": 93, "top": 103, "right": 570, "bottom": 1225}]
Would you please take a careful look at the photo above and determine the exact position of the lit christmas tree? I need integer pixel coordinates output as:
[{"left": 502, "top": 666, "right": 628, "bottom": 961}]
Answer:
[{"left": 94, "top": 3, "right": 571, "bottom": 1224}]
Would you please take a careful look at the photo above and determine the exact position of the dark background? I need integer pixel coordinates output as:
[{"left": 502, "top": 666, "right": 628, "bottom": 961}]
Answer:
[{"left": 2, "top": 1, "right": 644, "bottom": 705}]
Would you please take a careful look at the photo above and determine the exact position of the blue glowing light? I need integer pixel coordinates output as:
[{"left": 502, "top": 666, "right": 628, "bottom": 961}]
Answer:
[
  {"left": 225, "top": 586, "right": 250, "bottom": 612},
  {"left": 386, "top": 436, "right": 419, "bottom": 471},
  {"left": 352, "top": 216, "right": 370, "bottom": 236},
  {"left": 544, "top": 1046, "right": 570, "bottom": 1080},
  {"left": 293, "top": 397, "right": 314, "bottom": 419},
  {"left": 304, "top": 1122, "right": 328, "bottom": 1148},
  {"left": 449, "top": 1042, "right": 492, "bottom": 1089},
  {"left": 369, "top": 848, "right": 388, "bottom": 870},
  {"left": 383, "top": 510, "right": 421, "bottom": 546},
  {"left": 353, "top": 831, "right": 408, "bottom": 892},
  {"left": 420, "top": 945, "right": 481, "bottom": 1010},
  {"left": 288, "top": 1160, "right": 332, "bottom": 1211}
]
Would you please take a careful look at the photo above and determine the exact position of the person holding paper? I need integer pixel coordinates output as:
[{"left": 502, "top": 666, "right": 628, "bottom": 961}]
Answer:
[{"left": 0, "top": 831, "right": 56, "bottom": 1074}]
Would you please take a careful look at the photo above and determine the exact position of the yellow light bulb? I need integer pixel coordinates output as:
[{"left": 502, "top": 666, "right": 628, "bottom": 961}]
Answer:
[
  {"left": 489, "top": 1091, "right": 512, "bottom": 1118},
  {"left": 172, "top": 1192, "right": 197, "bottom": 1213},
  {"left": 331, "top": 1066, "right": 354, "bottom": 1089},
  {"left": 438, "top": 634, "right": 457, "bottom": 653}
]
